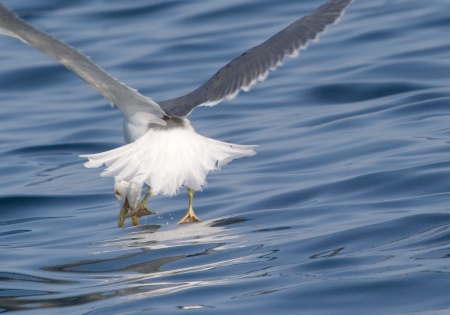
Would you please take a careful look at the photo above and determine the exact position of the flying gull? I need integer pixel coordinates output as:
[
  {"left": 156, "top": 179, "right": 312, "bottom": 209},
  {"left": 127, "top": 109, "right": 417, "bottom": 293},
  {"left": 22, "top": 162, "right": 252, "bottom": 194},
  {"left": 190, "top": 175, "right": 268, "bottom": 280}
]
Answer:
[{"left": 0, "top": 0, "right": 353, "bottom": 227}]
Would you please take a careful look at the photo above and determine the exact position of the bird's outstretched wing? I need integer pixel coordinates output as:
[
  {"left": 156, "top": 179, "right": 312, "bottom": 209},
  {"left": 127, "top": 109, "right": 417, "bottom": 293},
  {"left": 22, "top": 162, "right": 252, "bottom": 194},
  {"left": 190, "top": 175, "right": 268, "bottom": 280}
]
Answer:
[
  {"left": 159, "top": 0, "right": 354, "bottom": 117},
  {"left": 0, "top": 3, "right": 166, "bottom": 126}
]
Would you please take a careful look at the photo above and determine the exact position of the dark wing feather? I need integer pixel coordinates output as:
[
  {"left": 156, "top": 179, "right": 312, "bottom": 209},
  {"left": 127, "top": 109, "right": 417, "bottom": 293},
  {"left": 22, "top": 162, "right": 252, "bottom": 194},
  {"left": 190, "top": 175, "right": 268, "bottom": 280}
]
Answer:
[{"left": 159, "top": 0, "right": 353, "bottom": 117}]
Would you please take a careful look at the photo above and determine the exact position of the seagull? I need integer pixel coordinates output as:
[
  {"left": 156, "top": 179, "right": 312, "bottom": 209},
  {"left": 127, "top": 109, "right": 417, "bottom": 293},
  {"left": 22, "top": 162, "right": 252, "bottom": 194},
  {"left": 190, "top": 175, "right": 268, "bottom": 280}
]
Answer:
[{"left": 0, "top": 0, "right": 353, "bottom": 227}]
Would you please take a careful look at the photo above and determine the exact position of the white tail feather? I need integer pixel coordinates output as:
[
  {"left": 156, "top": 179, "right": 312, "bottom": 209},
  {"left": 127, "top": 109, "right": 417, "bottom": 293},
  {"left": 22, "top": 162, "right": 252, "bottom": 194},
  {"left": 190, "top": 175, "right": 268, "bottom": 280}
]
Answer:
[{"left": 81, "top": 119, "right": 256, "bottom": 196}]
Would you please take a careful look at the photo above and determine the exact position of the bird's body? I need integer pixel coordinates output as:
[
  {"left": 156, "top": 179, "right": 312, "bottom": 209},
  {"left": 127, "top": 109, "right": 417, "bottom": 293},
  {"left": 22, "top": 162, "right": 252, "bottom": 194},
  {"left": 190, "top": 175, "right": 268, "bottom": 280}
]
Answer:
[{"left": 0, "top": 0, "right": 353, "bottom": 227}]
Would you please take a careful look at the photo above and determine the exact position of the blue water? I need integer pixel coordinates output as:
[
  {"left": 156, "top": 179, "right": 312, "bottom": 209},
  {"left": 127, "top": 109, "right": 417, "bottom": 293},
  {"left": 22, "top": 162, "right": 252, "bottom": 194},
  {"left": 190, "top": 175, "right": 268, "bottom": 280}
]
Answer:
[{"left": 1, "top": 0, "right": 450, "bottom": 314}]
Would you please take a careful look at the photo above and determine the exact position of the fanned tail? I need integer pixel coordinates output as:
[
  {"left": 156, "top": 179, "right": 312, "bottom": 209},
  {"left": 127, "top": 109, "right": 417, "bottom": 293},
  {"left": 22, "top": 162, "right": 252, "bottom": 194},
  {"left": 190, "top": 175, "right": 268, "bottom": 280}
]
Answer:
[{"left": 80, "top": 122, "right": 256, "bottom": 196}]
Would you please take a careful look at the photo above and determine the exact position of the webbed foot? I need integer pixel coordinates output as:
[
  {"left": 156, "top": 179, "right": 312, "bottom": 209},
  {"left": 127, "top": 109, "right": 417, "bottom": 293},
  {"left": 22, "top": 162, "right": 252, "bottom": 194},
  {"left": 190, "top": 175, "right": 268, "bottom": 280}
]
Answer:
[
  {"left": 177, "top": 210, "right": 201, "bottom": 224},
  {"left": 178, "top": 188, "right": 201, "bottom": 224}
]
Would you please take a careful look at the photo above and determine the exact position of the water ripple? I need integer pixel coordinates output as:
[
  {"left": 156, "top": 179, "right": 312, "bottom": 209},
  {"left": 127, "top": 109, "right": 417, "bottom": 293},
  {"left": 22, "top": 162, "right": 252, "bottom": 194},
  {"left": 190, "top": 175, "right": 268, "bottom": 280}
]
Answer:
[{"left": 1, "top": 0, "right": 450, "bottom": 314}]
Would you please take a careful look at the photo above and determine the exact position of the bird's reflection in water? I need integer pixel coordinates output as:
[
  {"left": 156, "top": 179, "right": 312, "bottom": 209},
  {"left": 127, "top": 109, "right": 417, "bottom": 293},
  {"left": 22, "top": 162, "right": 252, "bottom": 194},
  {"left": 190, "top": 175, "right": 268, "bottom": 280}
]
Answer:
[
  {"left": 27, "top": 217, "right": 274, "bottom": 311},
  {"left": 43, "top": 217, "right": 250, "bottom": 274},
  {"left": 110, "top": 217, "right": 249, "bottom": 251}
]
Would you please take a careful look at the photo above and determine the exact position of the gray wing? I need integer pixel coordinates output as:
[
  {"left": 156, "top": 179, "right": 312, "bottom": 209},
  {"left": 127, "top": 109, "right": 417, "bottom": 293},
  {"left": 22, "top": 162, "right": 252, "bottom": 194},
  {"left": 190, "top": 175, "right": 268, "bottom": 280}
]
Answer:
[
  {"left": 0, "top": 3, "right": 166, "bottom": 126},
  {"left": 159, "top": 0, "right": 354, "bottom": 117}
]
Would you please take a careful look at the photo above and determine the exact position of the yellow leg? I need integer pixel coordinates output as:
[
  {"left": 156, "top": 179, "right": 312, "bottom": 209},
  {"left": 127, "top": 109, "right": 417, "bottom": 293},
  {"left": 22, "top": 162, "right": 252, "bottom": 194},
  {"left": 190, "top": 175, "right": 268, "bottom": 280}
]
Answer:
[
  {"left": 118, "top": 198, "right": 130, "bottom": 228},
  {"left": 138, "top": 186, "right": 152, "bottom": 209},
  {"left": 126, "top": 186, "right": 154, "bottom": 221},
  {"left": 178, "top": 188, "right": 201, "bottom": 224}
]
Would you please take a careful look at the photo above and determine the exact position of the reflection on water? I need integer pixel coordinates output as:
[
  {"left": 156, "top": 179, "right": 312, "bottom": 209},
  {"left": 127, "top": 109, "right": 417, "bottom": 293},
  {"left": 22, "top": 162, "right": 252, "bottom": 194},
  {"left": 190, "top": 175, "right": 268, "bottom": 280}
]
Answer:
[
  {"left": 3, "top": 210, "right": 450, "bottom": 313},
  {"left": 1, "top": 0, "right": 450, "bottom": 314}
]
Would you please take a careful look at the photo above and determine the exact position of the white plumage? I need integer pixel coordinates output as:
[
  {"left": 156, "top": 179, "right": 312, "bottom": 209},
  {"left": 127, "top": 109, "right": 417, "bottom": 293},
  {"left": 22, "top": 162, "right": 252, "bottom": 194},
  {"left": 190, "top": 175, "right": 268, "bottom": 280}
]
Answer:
[
  {"left": 0, "top": 0, "right": 353, "bottom": 227},
  {"left": 82, "top": 118, "right": 256, "bottom": 196}
]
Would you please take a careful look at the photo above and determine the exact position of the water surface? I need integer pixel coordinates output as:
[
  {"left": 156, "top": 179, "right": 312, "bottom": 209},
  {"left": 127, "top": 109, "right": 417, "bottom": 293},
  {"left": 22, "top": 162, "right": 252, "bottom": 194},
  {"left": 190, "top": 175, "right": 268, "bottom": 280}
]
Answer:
[{"left": 1, "top": 0, "right": 450, "bottom": 314}]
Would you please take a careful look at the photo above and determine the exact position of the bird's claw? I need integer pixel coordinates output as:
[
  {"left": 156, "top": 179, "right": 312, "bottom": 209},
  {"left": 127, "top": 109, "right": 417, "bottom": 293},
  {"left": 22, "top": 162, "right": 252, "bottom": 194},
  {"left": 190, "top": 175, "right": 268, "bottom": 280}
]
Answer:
[
  {"left": 125, "top": 205, "right": 154, "bottom": 218},
  {"left": 177, "top": 208, "right": 201, "bottom": 224}
]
